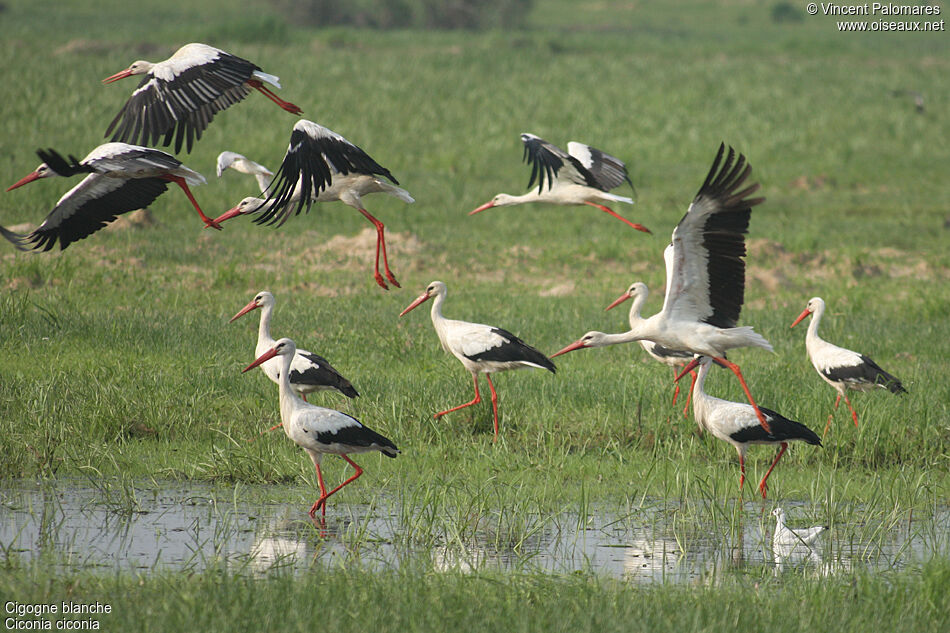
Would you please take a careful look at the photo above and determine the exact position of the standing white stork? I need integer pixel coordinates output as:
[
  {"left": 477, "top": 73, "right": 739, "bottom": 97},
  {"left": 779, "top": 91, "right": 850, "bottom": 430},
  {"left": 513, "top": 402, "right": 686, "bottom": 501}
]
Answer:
[
  {"left": 551, "top": 144, "right": 775, "bottom": 431},
  {"left": 243, "top": 338, "right": 399, "bottom": 518},
  {"left": 216, "top": 151, "right": 273, "bottom": 193},
  {"left": 470, "top": 133, "right": 651, "bottom": 234},
  {"left": 605, "top": 281, "right": 697, "bottom": 417},
  {"left": 230, "top": 290, "right": 358, "bottom": 434},
  {"left": 210, "top": 120, "right": 414, "bottom": 290},
  {"left": 103, "top": 43, "right": 301, "bottom": 153},
  {"left": 399, "top": 281, "right": 556, "bottom": 441},
  {"left": 790, "top": 296, "right": 906, "bottom": 434},
  {"left": 689, "top": 356, "right": 822, "bottom": 499},
  {"left": 1, "top": 143, "right": 216, "bottom": 251}
]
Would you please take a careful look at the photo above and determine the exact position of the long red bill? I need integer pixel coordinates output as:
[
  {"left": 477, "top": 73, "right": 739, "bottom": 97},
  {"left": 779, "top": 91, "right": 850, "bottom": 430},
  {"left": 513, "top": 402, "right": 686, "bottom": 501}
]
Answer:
[
  {"left": 230, "top": 299, "right": 260, "bottom": 323},
  {"left": 674, "top": 357, "right": 701, "bottom": 382},
  {"left": 212, "top": 205, "right": 245, "bottom": 225},
  {"left": 243, "top": 347, "right": 279, "bottom": 373},
  {"left": 790, "top": 308, "right": 812, "bottom": 329},
  {"left": 399, "top": 293, "right": 430, "bottom": 317},
  {"left": 6, "top": 171, "right": 41, "bottom": 192},
  {"left": 550, "top": 340, "right": 588, "bottom": 358},
  {"left": 102, "top": 68, "right": 133, "bottom": 84},
  {"left": 469, "top": 201, "right": 495, "bottom": 215},
  {"left": 605, "top": 292, "right": 631, "bottom": 312}
]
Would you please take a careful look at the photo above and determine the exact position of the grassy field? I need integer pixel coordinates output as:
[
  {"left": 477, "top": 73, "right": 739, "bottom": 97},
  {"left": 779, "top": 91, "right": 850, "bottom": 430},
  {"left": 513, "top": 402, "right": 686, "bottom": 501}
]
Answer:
[{"left": 0, "top": 0, "right": 948, "bottom": 629}]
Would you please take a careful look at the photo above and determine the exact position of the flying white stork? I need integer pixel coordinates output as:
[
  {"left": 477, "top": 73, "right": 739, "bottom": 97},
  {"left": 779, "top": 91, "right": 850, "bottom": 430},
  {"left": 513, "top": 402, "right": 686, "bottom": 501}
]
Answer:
[
  {"left": 790, "top": 296, "right": 906, "bottom": 434},
  {"left": 605, "top": 281, "right": 697, "bottom": 417},
  {"left": 689, "top": 356, "right": 822, "bottom": 499},
  {"left": 551, "top": 144, "right": 775, "bottom": 431},
  {"left": 243, "top": 338, "right": 398, "bottom": 518},
  {"left": 399, "top": 280, "right": 556, "bottom": 441},
  {"left": 1, "top": 143, "right": 215, "bottom": 251},
  {"left": 230, "top": 290, "right": 358, "bottom": 434},
  {"left": 470, "top": 133, "right": 650, "bottom": 234},
  {"left": 103, "top": 43, "right": 301, "bottom": 153},
  {"left": 210, "top": 120, "right": 414, "bottom": 290}
]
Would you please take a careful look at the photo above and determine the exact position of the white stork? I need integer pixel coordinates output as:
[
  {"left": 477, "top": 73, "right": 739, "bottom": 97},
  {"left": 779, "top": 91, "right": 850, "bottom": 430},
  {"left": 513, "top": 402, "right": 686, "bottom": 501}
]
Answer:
[
  {"left": 230, "top": 290, "right": 358, "bottom": 434},
  {"left": 243, "top": 338, "right": 398, "bottom": 519},
  {"left": 605, "top": 281, "right": 697, "bottom": 417},
  {"left": 210, "top": 120, "right": 414, "bottom": 290},
  {"left": 689, "top": 356, "right": 822, "bottom": 499},
  {"left": 103, "top": 43, "right": 301, "bottom": 153},
  {"left": 551, "top": 144, "right": 775, "bottom": 431},
  {"left": 1, "top": 143, "right": 215, "bottom": 251},
  {"left": 399, "top": 280, "right": 556, "bottom": 441},
  {"left": 216, "top": 151, "right": 273, "bottom": 193},
  {"left": 771, "top": 508, "right": 827, "bottom": 548},
  {"left": 470, "top": 133, "right": 651, "bottom": 234},
  {"left": 790, "top": 296, "right": 906, "bottom": 433}
]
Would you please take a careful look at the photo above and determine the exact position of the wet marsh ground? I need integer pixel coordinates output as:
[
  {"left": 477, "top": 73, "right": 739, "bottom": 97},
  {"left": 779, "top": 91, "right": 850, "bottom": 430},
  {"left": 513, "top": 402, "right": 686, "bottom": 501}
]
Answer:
[{"left": 0, "top": 0, "right": 949, "bottom": 630}]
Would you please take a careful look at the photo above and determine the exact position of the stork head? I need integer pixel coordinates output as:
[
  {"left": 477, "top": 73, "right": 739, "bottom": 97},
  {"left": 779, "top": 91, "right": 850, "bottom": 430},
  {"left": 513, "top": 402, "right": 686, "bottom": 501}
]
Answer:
[
  {"left": 770, "top": 507, "right": 787, "bottom": 523},
  {"left": 400, "top": 280, "right": 446, "bottom": 316},
  {"left": 790, "top": 296, "right": 824, "bottom": 328},
  {"left": 550, "top": 331, "right": 612, "bottom": 358},
  {"left": 605, "top": 282, "right": 647, "bottom": 312},
  {"left": 470, "top": 194, "right": 517, "bottom": 215},
  {"left": 212, "top": 196, "right": 267, "bottom": 225},
  {"left": 6, "top": 163, "right": 56, "bottom": 191},
  {"left": 102, "top": 60, "right": 154, "bottom": 83},
  {"left": 243, "top": 337, "right": 296, "bottom": 373},
  {"left": 230, "top": 290, "right": 275, "bottom": 323}
]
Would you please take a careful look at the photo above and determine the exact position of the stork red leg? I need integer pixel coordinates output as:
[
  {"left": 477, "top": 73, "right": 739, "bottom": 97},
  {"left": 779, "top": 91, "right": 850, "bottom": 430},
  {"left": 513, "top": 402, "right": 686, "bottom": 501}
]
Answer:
[
  {"left": 758, "top": 442, "right": 788, "bottom": 499},
  {"left": 670, "top": 367, "right": 681, "bottom": 406},
  {"left": 713, "top": 356, "right": 771, "bottom": 433},
  {"left": 485, "top": 374, "right": 499, "bottom": 441},
  {"left": 682, "top": 370, "right": 697, "bottom": 418},
  {"left": 738, "top": 454, "right": 746, "bottom": 492},
  {"left": 161, "top": 175, "right": 222, "bottom": 230},
  {"left": 843, "top": 394, "right": 860, "bottom": 427},
  {"left": 358, "top": 207, "right": 400, "bottom": 290},
  {"left": 435, "top": 374, "right": 481, "bottom": 419},
  {"left": 583, "top": 201, "right": 651, "bottom": 234},
  {"left": 246, "top": 79, "right": 303, "bottom": 115},
  {"left": 311, "top": 456, "right": 364, "bottom": 517},
  {"left": 309, "top": 463, "right": 330, "bottom": 518},
  {"left": 823, "top": 394, "right": 842, "bottom": 436}
]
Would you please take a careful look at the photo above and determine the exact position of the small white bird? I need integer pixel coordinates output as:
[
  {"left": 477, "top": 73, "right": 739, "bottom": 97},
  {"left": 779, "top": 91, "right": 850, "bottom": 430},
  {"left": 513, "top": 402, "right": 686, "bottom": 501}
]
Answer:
[
  {"left": 103, "top": 43, "right": 301, "bottom": 153},
  {"left": 771, "top": 508, "right": 827, "bottom": 547},
  {"left": 471, "top": 133, "right": 650, "bottom": 234},
  {"left": 216, "top": 151, "right": 274, "bottom": 193},
  {"left": 399, "top": 280, "right": 556, "bottom": 441},
  {"left": 2, "top": 143, "right": 215, "bottom": 251},
  {"left": 690, "top": 356, "right": 822, "bottom": 499},
  {"left": 211, "top": 120, "right": 414, "bottom": 290},
  {"left": 790, "top": 296, "right": 906, "bottom": 434},
  {"left": 243, "top": 338, "right": 398, "bottom": 519}
]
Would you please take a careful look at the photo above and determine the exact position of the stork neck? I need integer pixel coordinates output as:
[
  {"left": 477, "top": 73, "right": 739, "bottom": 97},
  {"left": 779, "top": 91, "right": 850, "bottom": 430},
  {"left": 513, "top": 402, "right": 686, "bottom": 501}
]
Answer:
[
  {"left": 626, "top": 292, "right": 649, "bottom": 330},
  {"left": 805, "top": 302, "right": 824, "bottom": 344},
  {"left": 276, "top": 351, "right": 305, "bottom": 422},
  {"left": 257, "top": 303, "right": 275, "bottom": 347}
]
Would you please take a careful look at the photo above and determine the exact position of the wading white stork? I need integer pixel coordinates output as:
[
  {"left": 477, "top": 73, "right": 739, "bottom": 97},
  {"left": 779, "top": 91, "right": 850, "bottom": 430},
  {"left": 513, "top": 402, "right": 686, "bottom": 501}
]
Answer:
[
  {"left": 399, "top": 281, "right": 556, "bottom": 441},
  {"left": 210, "top": 120, "right": 414, "bottom": 290},
  {"left": 551, "top": 144, "right": 775, "bottom": 431},
  {"left": 605, "top": 281, "right": 697, "bottom": 417},
  {"left": 1, "top": 143, "right": 215, "bottom": 251},
  {"left": 470, "top": 133, "right": 651, "bottom": 234},
  {"left": 230, "top": 290, "right": 358, "bottom": 434},
  {"left": 690, "top": 356, "right": 822, "bottom": 499},
  {"left": 771, "top": 508, "right": 827, "bottom": 548},
  {"left": 243, "top": 338, "right": 398, "bottom": 518},
  {"left": 103, "top": 43, "right": 301, "bottom": 153},
  {"left": 790, "top": 296, "right": 906, "bottom": 434}
]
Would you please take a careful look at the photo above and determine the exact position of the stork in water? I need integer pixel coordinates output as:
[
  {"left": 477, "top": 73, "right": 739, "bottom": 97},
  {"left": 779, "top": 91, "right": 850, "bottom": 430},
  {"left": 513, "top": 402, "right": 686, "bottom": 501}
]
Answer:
[
  {"left": 103, "top": 43, "right": 301, "bottom": 153},
  {"left": 399, "top": 281, "right": 556, "bottom": 441},
  {"left": 471, "top": 133, "right": 650, "bottom": 234}
]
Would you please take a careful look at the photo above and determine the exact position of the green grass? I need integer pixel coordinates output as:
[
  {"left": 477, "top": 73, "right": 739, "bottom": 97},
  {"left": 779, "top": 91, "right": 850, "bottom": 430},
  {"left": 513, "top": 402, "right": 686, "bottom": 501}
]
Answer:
[{"left": 0, "top": 0, "right": 947, "bottom": 627}]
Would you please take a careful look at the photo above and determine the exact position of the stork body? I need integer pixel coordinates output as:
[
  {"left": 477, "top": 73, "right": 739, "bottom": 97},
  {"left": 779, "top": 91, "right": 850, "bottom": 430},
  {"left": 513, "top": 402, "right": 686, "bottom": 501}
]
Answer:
[
  {"left": 243, "top": 338, "right": 398, "bottom": 518},
  {"left": 790, "top": 297, "right": 906, "bottom": 433},
  {"left": 399, "top": 281, "right": 556, "bottom": 440},
  {"left": 552, "top": 144, "right": 774, "bottom": 431},
  {"left": 211, "top": 121, "right": 414, "bottom": 290},
  {"left": 103, "top": 43, "right": 301, "bottom": 153},
  {"left": 690, "top": 357, "right": 821, "bottom": 499},
  {"left": 471, "top": 133, "right": 650, "bottom": 234},
  {"left": 2, "top": 143, "right": 215, "bottom": 251}
]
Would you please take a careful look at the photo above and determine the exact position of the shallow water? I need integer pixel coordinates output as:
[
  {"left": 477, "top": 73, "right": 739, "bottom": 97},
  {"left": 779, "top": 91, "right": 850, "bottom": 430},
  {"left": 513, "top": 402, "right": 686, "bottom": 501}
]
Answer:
[{"left": 1, "top": 480, "right": 947, "bottom": 582}]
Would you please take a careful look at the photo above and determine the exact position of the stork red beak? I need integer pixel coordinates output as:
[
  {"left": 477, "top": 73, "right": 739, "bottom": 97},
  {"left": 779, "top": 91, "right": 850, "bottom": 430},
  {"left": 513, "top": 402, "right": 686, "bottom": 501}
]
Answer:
[
  {"left": 469, "top": 201, "right": 495, "bottom": 215},
  {"left": 605, "top": 292, "right": 631, "bottom": 312},
  {"left": 102, "top": 68, "right": 134, "bottom": 84},
  {"left": 230, "top": 299, "right": 260, "bottom": 323},
  {"left": 399, "top": 292, "right": 431, "bottom": 317},
  {"left": 674, "top": 357, "right": 701, "bottom": 382},
  {"left": 243, "top": 347, "right": 279, "bottom": 373},
  {"left": 790, "top": 308, "right": 812, "bottom": 328},
  {"left": 212, "top": 205, "right": 245, "bottom": 226},
  {"left": 550, "top": 339, "right": 589, "bottom": 358},
  {"left": 6, "top": 171, "right": 41, "bottom": 192}
]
